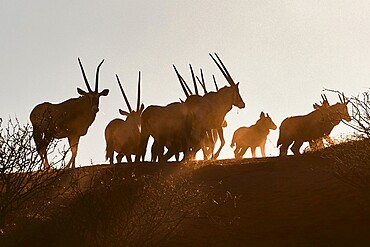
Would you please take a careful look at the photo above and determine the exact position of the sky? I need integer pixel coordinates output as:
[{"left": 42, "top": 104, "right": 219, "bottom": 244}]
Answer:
[{"left": 1, "top": 0, "right": 369, "bottom": 166}]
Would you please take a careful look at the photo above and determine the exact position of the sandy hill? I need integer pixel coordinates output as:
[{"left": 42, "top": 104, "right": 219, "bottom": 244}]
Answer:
[{"left": 3, "top": 140, "right": 370, "bottom": 247}]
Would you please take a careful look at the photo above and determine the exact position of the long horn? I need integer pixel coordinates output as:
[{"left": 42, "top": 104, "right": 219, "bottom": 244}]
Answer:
[
  {"left": 339, "top": 93, "right": 346, "bottom": 103},
  {"left": 209, "top": 53, "right": 235, "bottom": 86},
  {"left": 199, "top": 68, "right": 207, "bottom": 93},
  {"left": 95, "top": 59, "right": 105, "bottom": 92},
  {"left": 115, "top": 74, "right": 132, "bottom": 113},
  {"left": 78, "top": 58, "right": 92, "bottom": 92},
  {"left": 136, "top": 71, "right": 141, "bottom": 112},
  {"left": 189, "top": 64, "right": 199, "bottom": 96},
  {"left": 200, "top": 68, "right": 207, "bottom": 93},
  {"left": 196, "top": 76, "right": 207, "bottom": 94},
  {"left": 183, "top": 76, "right": 193, "bottom": 96},
  {"left": 213, "top": 75, "right": 219, "bottom": 91},
  {"left": 173, "top": 65, "right": 191, "bottom": 98},
  {"left": 321, "top": 94, "right": 328, "bottom": 103}
]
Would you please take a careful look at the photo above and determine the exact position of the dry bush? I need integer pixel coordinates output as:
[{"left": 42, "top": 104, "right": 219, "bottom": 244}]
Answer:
[
  {"left": 321, "top": 138, "right": 370, "bottom": 195},
  {"left": 319, "top": 89, "right": 370, "bottom": 194},
  {"left": 0, "top": 118, "right": 71, "bottom": 235},
  {"left": 345, "top": 90, "right": 370, "bottom": 138},
  {"left": 46, "top": 168, "right": 207, "bottom": 247}
]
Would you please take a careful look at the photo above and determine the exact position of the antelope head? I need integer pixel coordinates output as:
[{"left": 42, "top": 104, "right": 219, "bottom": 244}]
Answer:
[
  {"left": 77, "top": 58, "right": 109, "bottom": 113},
  {"left": 116, "top": 72, "right": 144, "bottom": 127},
  {"left": 209, "top": 53, "right": 245, "bottom": 109},
  {"left": 259, "top": 112, "right": 277, "bottom": 130},
  {"left": 336, "top": 93, "right": 351, "bottom": 122}
]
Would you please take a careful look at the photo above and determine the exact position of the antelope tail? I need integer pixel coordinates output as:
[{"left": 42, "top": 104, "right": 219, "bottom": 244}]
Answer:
[
  {"left": 230, "top": 134, "right": 236, "bottom": 148},
  {"left": 277, "top": 134, "right": 283, "bottom": 148},
  {"left": 32, "top": 126, "right": 45, "bottom": 153},
  {"left": 105, "top": 140, "right": 114, "bottom": 161}
]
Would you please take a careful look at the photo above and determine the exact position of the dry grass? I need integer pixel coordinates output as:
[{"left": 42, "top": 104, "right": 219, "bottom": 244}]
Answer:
[{"left": 2, "top": 138, "right": 370, "bottom": 246}]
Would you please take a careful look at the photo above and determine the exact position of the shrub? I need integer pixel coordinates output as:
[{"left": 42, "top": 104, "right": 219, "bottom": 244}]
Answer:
[{"left": 0, "top": 118, "right": 68, "bottom": 234}]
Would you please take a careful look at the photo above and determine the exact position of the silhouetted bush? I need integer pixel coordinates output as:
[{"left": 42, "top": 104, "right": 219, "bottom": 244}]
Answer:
[
  {"left": 322, "top": 138, "right": 370, "bottom": 195},
  {"left": 35, "top": 168, "right": 207, "bottom": 247},
  {"left": 0, "top": 118, "right": 70, "bottom": 235},
  {"left": 346, "top": 90, "right": 370, "bottom": 137},
  {"left": 319, "top": 89, "right": 370, "bottom": 193}
]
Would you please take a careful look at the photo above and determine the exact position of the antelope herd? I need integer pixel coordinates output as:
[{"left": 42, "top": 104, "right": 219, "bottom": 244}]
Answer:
[{"left": 29, "top": 54, "right": 351, "bottom": 168}]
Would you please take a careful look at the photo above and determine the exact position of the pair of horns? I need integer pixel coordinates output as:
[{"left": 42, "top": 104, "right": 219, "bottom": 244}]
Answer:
[
  {"left": 174, "top": 64, "right": 221, "bottom": 98},
  {"left": 209, "top": 53, "right": 236, "bottom": 86},
  {"left": 321, "top": 94, "right": 329, "bottom": 104},
  {"left": 339, "top": 93, "right": 347, "bottom": 104},
  {"left": 115, "top": 72, "right": 141, "bottom": 113},
  {"left": 173, "top": 65, "right": 192, "bottom": 98},
  {"left": 78, "top": 58, "right": 104, "bottom": 93},
  {"left": 196, "top": 69, "right": 208, "bottom": 94},
  {"left": 174, "top": 64, "right": 203, "bottom": 97}
]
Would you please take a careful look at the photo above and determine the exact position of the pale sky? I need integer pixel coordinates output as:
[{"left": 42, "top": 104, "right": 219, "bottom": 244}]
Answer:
[{"left": 1, "top": 0, "right": 369, "bottom": 165}]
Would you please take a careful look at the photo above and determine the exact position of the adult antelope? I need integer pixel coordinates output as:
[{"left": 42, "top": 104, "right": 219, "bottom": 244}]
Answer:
[
  {"left": 187, "top": 53, "right": 245, "bottom": 159},
  {"left": 277, "top": 94, "right": 351, "bottom": 156},
  {"left": 139, "top": 53, "right": 245, "bottom": 162},
  {"left": 138, "top": 65, "right": 200, "bottom": 162},
  {"left": 309, "top": 94, "right": 335, "bottom": 150},
  {"left": 139, "top": 101, "right": 191, "bottom": 162},
  {"left": 231, "top": 112, "right": 277, "bottom": 158},
  {"left": 105, "top": 72, "right": 144, "bottom": 164},
  {"left": 30, "top": 58, "right": 109, "bottom": 168},
  {"left": 175, "top": 65, "right": 228, "bottom": 160}
]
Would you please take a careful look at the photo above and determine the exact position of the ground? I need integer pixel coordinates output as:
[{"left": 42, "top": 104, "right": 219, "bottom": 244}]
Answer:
[
  {"left": 169, "top": 154, "right": 370, "bottom": 246},
  {"left": 2, "top": 142, "right": 370, "bottom": 247}
]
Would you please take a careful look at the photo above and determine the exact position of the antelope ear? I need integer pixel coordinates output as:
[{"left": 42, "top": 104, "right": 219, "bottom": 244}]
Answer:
[
  {"left": 77, "top": 88, "right": 88, "bottom": 95},
  {"left": 100, "top": 89, "right": 109, "bottom": 96},
  {"left": 119, "top": 109, "right": 130, "bottom": 116},
  {"left": 260, "top": 112, "right": 265, "bottom": 118},
  {"left": 266, "top": 113, "right": 270, "bottom": 117}
]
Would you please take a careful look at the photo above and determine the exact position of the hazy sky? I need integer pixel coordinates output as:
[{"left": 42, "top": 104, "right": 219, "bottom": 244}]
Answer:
[{"left": 1, "top": 0, "right": 369, "bottom": 165}]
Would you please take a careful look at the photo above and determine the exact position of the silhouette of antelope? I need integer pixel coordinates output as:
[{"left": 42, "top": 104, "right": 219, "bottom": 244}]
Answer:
[
  {"left": 188, "top": 67, "right": 229, "bottom": 160},
  {"left": 139, "top": 53, "right": 245, "bottom": 162},
  {"left": 277, "top": 94, "right": 351, "bottom": 156},
  {"left": 187, "top": 53, "right": 245, "bottom": 159},
  {"left": 105, "top": 72, "right": 144, "bottom": 164},
  {"left": 30, "top": 58, "right": 109, "bottom": 168},
  {"left": 149, "top": 66, "right": 228, "bottom": 162},
  {"left": 171, "top": 64, "right": 226, "bottom": 160},
  {"left": 309, "top": 94, "right": 334, "bottom": 150},
  {"left": 139, "top": 101, "right": 191, "bottom": 162},
  {"left": 231, "top": 112, "right": 277, "bottom": 158}
]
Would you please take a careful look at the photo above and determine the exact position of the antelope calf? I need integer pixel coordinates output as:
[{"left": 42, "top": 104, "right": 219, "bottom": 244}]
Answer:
[{"left": 231, "top": 112, "right": 277, "bottom": 158}]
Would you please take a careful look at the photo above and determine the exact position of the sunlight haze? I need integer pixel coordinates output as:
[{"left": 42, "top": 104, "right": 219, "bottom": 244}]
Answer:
[{"left": 1, "top": 0, "right": 369, "bottom": 165}]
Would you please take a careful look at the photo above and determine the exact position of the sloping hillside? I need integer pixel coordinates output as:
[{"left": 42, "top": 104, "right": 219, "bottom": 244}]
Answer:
[
  {"left": 171, "top": 152, "right": 370, "bottom": 246},
  {"left": 2, "top": 140, "right": 370, "bottom": 247}
]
